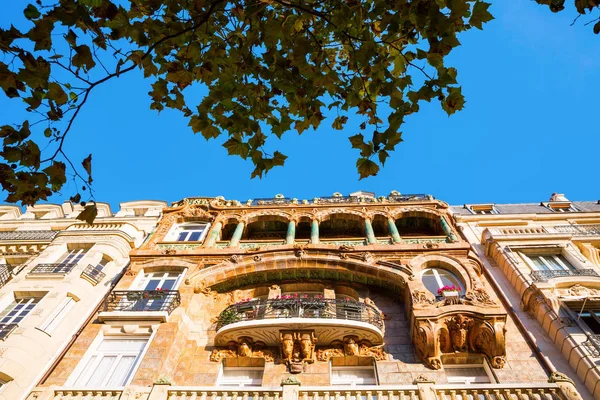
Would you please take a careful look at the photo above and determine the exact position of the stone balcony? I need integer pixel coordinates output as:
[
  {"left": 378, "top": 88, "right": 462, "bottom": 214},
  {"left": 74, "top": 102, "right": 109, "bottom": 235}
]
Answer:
[{"left": 214, "top": 297, "right": 384, "bottom": 347}]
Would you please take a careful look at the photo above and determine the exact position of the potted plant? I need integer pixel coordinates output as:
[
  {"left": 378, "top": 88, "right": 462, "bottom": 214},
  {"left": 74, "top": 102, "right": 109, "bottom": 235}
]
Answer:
[{"left": 437, "top": 285, "right": 461, "bottom": 299}]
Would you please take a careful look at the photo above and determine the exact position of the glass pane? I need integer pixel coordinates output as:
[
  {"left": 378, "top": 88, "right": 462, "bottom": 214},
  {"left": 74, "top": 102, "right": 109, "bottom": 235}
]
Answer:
[
  {"left": 73, "top": 355, "right": 97, "bottom": 386},
  {"left": 422, "top": 268, "right": 464, "bottom": 295},
  {"left": 106, "top": 355, "right": 137, "bottom": 386},
  {"left": 176, "top": 232, "right": 188, "bottom": 241},
  {"left": 189, "top": 231, "right": 202, "bottom": 241},
  {"left": 530, "top": 256, "right": 549, "bottom": 271},
  {"left": 97, "top": 339, "right": 147, "bottom": 352},
  {"left": 86, "top": 356, "right": 117, "bottom": 386},
  {"left": 421, "top": 270, "right": 440, "bottom": 295}
]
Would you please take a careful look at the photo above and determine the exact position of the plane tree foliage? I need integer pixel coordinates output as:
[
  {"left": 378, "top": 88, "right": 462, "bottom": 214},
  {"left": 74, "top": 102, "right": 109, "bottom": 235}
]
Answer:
[{"left": 1, "top": 0, "right": 506, "bottom": 222}]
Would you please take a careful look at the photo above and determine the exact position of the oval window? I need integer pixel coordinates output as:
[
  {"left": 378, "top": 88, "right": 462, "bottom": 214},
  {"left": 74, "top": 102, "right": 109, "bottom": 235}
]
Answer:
[{"left": 421, "top": 268, "right": 464, "bottom": 296}]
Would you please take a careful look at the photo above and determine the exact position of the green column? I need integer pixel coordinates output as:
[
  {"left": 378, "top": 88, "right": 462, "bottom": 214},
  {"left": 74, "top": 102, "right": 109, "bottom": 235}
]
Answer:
[
  {"left": 440, "top": 217, "right": 458, "bottom": 242},
  {"left": 205, "top": 221, "right": 222, "bottom": 247},
  {"left": 229, "top": 221, "right": 245, "bottom": 247},
  {"left": 310, "top": 219, "right": 319, "bottom": 244},
  {"left": 286, "top": 220, "right": 296, "bottom": 245},
  {"left": 365, "top": 218, "right": 377, "bottom": 244},
  {"left": 387, "top": 217, "right": 401, "bottom": 243}
]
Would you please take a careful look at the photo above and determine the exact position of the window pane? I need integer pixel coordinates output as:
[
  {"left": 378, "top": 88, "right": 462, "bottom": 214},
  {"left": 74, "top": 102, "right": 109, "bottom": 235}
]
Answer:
[
  {"left": 73, "top": 355, "right": 98, "bottom": 386},
  {"left": 421, "top": 268, "right": 464, "bottom": 295},
  {"left": 86, "top": 356, "right": 117, "bottom": 386},
  {"left": 97, "top": 339, "right": 147, "bottom": 352},
  {"left": 177, "top": 232, "right": 188, "bottom": 241},
  {"left": 106, "top": 355, "right": 137, "bottom": 386},
  {"left": 189, "top": 231, "right": 202, "bottom": 241}
]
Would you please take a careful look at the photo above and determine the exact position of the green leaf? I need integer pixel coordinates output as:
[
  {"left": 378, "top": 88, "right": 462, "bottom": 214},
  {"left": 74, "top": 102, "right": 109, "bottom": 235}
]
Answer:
[
  {"left": 223, "top": 137, "right": 250, "bottom": 159},
  {"left": 24, "top": 4, "right": 41, "bottom": 20},
  {"left": 356, "top": 158, "right": 380, "bottom": 180},
  {"left": 81, "top": 154, "right": 92, "bottom": 184},
  {"left": 47, "top": 82, "right": 68, "bottom": 105},
  {"left": 72, "top": 45, "right": 96, "bottom": 72},
  {"left": 43, "top": 161, "right": 66, "bottom": 191},
  {"left": 470, "top": 2, "right": 494, "bottom": 30},
  {"left": 77, "top": 204, "right": 98, "bottom": 224},
  {"left": 442, "top": 87, "right": 465, "bottom": 115}
]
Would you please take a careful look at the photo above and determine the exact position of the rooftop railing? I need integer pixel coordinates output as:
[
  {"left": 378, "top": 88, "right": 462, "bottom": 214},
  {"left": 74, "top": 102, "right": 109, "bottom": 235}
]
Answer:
[
  {"left": 102, "top": 290, "right": 181, "bottom": 314},
  {"left": 248, "top": 194, "right": 433, "bottom": 206},
  {"left": 0, "top": 230, "right": 58, "bottom": 241},
  {"left": 28, "top": 263, "right": 76, "bottom": 275},
  {"left": 216, "top": 297, "right": 384, "bottom": 331},
  {"left": 530, "top": 269, "right": 600, "bottom": 282}
]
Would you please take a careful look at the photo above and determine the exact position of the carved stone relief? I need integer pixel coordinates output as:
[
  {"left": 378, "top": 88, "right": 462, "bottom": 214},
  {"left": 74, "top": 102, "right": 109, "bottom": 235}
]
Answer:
[
  {"left": 316, "top": 336, "right": 387, "bottom": 362},
  {"left": 280, "top": 330, "right": 317, "bottom": 374},
  {"left": 209, "top": 337, "right": 275, "bottom": 363}
]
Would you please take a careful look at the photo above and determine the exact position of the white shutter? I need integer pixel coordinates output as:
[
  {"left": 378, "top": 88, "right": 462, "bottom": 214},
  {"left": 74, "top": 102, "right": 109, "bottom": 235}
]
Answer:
[{"left": 39, "top": 297, "right": 75, "bottom": 334}]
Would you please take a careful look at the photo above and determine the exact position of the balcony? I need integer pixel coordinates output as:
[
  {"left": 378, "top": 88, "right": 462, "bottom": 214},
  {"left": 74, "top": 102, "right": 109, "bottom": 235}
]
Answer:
[
  {"left": 80, "top": 264, "right": 106, "bottom": 285},
  {"left": 554, "top": 224, "right": 600, "bottom": 236},
  {"left": 530, "top": 269, "right": 600, "bottom": 282},
  {"left": 98, "top": 290, "right": 181, "bottom": 322},
  {"left": 0, "top": 230, "right": 58, "bottom": 241},
  {"left": 215, "top": 297, "right": 384, "bottom": 346},
  {"left": 582, "top": 333, "right": 600, "bottom": 357},
  {"left": 0, "top": 264, "right": 11, "bottom": 288},
  {"left": 0, "top": 323, "right": 17, "bottom": 341},
  {"left": 28, "top": 263, "right": 76, "bottom": 277}
]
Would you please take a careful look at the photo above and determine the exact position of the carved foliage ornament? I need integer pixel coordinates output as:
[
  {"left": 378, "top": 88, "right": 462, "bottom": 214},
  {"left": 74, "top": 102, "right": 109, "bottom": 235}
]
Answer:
[
  {"left": 316, "top": 336, "right": 387, "bottom": 362},
  {"left": 413, "top": 313, "right": 507, "bottom": 370},
  {"left": 209, "top": 337, "right": 275, "bottom": 363}
]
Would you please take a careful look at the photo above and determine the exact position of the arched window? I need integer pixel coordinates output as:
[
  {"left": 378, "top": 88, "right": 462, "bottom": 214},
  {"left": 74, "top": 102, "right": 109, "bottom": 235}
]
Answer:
[{"left": 421, "top": 268, "right": 464, "bottom": 296}]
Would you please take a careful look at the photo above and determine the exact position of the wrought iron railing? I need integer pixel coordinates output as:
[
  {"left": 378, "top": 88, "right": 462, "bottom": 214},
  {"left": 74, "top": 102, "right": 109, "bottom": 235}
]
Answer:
[
  {"left": 0, "top": 264, "right": 11, "bottom": 288},
  {"left": 0, "top": 230, "right": 58, "bottom": 240},
  {"left": 80, "top": 264, "right": 105, "bottom": 285},
  {"left": 247, "top": 194, "right": 433, "bottom": 206},
  {"left": 582, "top": 333, "right": 600, "bottom": 357},
  {"left": 554, "top": 224, "right": 600, "bottom": 236},
  {"left": 102, "top": 290, "right": 181, "bottom": 314},
  {"left": 530, "top": 269, "right": 600, "bottom": 282},
  {"left": 216, "top": 297, "right": 384, "bottom": 331},
  {"left": 28, "top": 263, "right": 76, "bottom": 275},
  {"left": 0, "top": 323, "right": 18, "bottom": 340}
]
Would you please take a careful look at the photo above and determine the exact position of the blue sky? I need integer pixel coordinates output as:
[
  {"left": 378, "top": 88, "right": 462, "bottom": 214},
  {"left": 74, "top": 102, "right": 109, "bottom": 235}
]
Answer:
[{"left": 1, "top": 2, "right": 599, "bottom": 210}]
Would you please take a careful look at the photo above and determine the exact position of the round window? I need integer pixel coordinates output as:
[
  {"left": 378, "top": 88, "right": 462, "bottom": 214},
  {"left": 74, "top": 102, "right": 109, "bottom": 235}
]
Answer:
[{"left": 421, "top": 268, "right": 464, "bottom": 296}]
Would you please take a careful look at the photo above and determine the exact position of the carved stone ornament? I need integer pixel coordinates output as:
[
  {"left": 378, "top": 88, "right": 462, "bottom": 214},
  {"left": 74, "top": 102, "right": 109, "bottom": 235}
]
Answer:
[
  {"left": 360, "top": 252, "right": 375, "bottom": 264},
  {"left": 316, "top": 337, "right": 387, "bottom": 362},
  {"left": 413, "top": 375, "right": 435, "bottom": 384},
  {"left": 339, "top": 245, "right": 354, "bottom": 252},
  {"left": 253, "top": 254, "right": 263, "bottom": 262},
  {"left": 209, "top": 339, "right": 275, "bottom": 363},
  {"left": 413, "top": 287, "right": 498, "bottom": 309},
  {"left": 412, "top": 290, "right": 435, "bottom": 308},
  {"left": 280, "top": 330, "right": 317, "bottom": 374},
  {"left": 293, "top": 245, "right": 306, "bottom": 259},
  {"left": 413, "top": 313, "right": 507, "bottom": 370},
  {"left": 230, "top": 254, "right": 242, "bottom": 264}
]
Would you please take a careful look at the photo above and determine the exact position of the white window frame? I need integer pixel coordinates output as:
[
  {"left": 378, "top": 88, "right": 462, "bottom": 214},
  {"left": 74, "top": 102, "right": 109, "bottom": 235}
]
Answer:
[
  {"left": 330, "top": 365, "right": 378, "bottom": 386},
  {"left": 166, "top": 223, "right": 211, "bottom": 242},
  {"left": 65, "top": 333, "right": 153, "bottom": 388},
  {"left": 466, "top": 204, "right": 497, "bottom": 215},
  {"left": 216, "top": 366, "right": 264, "bottom": 387},
  {"left": 420, "top": 268, "right": 464, "bottom": 295},
  {"left": 38, "top": 295, "right": 77, "bottom": 334},
  {"left": 443, "top": 363, "right": 495, "bottom": 385},
  {"left": 0, "top": 296, "right": 43, "bottom": 325},
  {"left": 520, "top": 252, "right": 575, "bottom": 271},
  {"left": 131, "top": 270, "right": 186, "bottom": 291}
]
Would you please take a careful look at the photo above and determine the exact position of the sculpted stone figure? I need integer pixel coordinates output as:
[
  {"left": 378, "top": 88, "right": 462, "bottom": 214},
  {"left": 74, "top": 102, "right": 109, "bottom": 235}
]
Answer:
[
  {"left": 238, "top": 336, "right": 253, "bottom": 358},
  {"left": 280, "top": 332, "right": 295, "bottom": 363},
  {"left": 300, "top": 332, "right": 316, "bottom": 360},
  {"left": 343, "top": 335, "right": 360, "bottom": 356},
  {"left": 446, "top": 314, "right": 473, "bottom": 352}
]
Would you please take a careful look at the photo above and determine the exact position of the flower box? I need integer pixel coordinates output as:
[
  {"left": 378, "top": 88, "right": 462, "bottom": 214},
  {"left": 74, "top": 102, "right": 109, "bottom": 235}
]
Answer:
[{"left": 441, "top": 290, "right": 460, "bottom": 299}]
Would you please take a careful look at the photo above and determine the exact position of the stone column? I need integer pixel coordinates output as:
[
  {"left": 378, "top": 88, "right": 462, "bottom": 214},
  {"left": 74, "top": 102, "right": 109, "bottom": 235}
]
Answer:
[
  {"left": 310, "top": 219, "right": 319, "bottom": 244},
  {"left": 205, "top": 221, "right": 223, "bottom": 247},
  {"left": 439, "top": 216, "right": 458, "bottom": 243},
  {"left": 364, "top": 218, "right": 377, "bottom": 244},
  {"left": 387, "top": 217, "right": 402, "bottom": 243},
  {"left": 286, "top": 220, "right": 296, "bottom": 245},
  {"left": 229, "top": 220, "right": 245, "bottom": 247}
]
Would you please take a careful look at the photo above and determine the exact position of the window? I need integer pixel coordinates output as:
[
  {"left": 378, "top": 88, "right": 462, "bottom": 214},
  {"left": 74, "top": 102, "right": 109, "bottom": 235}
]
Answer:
[
  {"left": 217, "top": 367, "right": 264, "bottom": 387},
  {"left": 331, "top": 366, "right": 377, "bottom": 386},
  {"left": 577, "top": 309, "right": 600, "bottom": 334},
  {"left": 444, "top": 364, "right": 493, "bottom": 384},
  {"left": 421, "top": 268, "right": 464, "bottom": 296},
  {"left": 38, "top": 296, "right": 76, "bottom": 334},
  {"left": 546, "top": 203, "right": 578, "bottom": 213},
  {"left": 134, "top": 272, "right": 183, "bottom": 291},
  {"left": 67, "top": 337, "right": 149, "bottom": 387},
  {"left": 168, "top": 223, "right": 210, "bottom": 242},
  {"left": 467, "top": 204, "right": 497, "bottom": 215},
  {"left": 58, "top": 248, "right": 88, "bottom": 265},
  {"left": 0, "top": 296, "right": 42, "bottom": 325},
  {"left": 523, "top": 254, "right": 574, "bottom": 271}
]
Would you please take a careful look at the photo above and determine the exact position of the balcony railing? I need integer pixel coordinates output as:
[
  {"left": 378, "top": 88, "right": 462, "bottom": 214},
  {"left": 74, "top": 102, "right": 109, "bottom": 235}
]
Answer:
[
  {"left": 28, "top": 263, "right": 76, "bottom": 275},
  {"left": 247, "top": 194, "right": 433, "bottom": 206},
  {"left": 0, "top": 264, "right": 11, "bottom": 288},
  {"left": 102, "top": 290, "right": 181, "bottom": 314},
  {"left": 582, "top": 333, "right": 600, "bottom": 357},
  {"left": 0, "top": 323, "right": 18, "bottom": 341},
  {"left": 0, "top": 230, "right": 58, "bottom": 241},
  {"left": 530, "top": 269, "right": 600, "bottom": 282},
  {"left": 81, "top": 264, "right": 106, "bottom": 285},
  {"left": 554, "top": 224, "right": 600, "bottom": 236},
  {"left": 435, "top": 384, "right": 564, "bottom": 400},
  {"left": 216, "top": 297, "right": 384, "bottom": 331}
]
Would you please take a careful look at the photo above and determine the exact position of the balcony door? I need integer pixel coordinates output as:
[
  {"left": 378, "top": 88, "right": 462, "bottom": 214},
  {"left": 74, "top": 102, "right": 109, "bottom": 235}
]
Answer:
[{"left": 130, "top": 272, "right": 182, "bottom": 311}]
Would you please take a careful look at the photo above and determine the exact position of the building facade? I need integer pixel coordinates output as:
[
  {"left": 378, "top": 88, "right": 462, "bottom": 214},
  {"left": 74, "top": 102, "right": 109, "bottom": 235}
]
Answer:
[
  {"left": 25, "top": 192, "right": 588, "bottom": 400},
  {"left": 452, "top": 194, "right": 600, "bottom": 398},
  {"left": 0, "top": 200, "right": 166, "bottom": 400}
]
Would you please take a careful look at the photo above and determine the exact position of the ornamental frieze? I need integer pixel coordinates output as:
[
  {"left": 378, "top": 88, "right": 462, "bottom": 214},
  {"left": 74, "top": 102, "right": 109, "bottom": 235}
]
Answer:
[
  {"left": 316, "top": 336, "right": 387, "bottom": 361},
  {"left": 412, "top": 313, "right": 507, "bottom": 370},
  {"left": 411, "top": 287, "right": 499, "bottom": 309},
  {"left": 209, "top": 336, "right": 275, "bottom": 363}
]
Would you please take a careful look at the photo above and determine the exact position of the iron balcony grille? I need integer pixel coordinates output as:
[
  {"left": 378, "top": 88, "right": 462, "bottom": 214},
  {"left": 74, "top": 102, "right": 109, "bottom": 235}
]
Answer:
[
  {"left": 583, "top": 334, "right": 600, "bottom": 357},
  {"left": 0, "top": 265, "right": 10, "bottom": 288},
  {"left": 29, "top": 263, "right": 76, "bottom": 275},
  {"left": 81, "top": 264, "right": 106, "bottom": 285},
  {"left": 216, "top": 297, "right": 384, "bottom": 331},
  {"left": 530, "top": 269, "right": 600, "bottom": 282},
  {"left": 0, "top": 323, "right": 18, "bottom": 341},
  {"left": 0, "top": 230, "right": 58, "bottom": 241},
  {"left": 248, "top": 194, "right": 432, "bottom": 206},
  {"left": 103, "top": 290, "right": 181, "bottom": 314}
]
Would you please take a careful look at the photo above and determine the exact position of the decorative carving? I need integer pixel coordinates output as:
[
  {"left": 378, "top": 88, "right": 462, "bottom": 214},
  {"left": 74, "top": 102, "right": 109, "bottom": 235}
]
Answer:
[
  {"left": 412, "top": 290, "right": 435, "bottom": 307},
  {"left": 253, "top": 255, "right": 263, "bottom": 262},
  {"left": 343, "top": 335, "right": 360, "bottom": 356},
  {"left": 316, "top": 346, "right": 345, "bottom": 361},
  {"left": 210, "top": 339, "right": 276, "bottom": 362},
  {"left": 360, "top": 252, "right": 375, "bottom": 264},
  {"left": 491, "top": 355, "right": 506, "bottom": 369},
  {"left": 252, "top": 341, "right": 275, "bottom": 362},
  {"left": 413, "top": 375, "right": 435, "bottom": 384},
  {"left": 162, "top": 249, "right": 176, "bottom": 255},
  {"left": 238, "top": 336, "right": 253, "bottom": 357},
  {"left": 447, "top": 314, "right": 474, "bottom": 352},
  {"left": 316, "top": 338, "right": 387, "bottom": 361},
  {"left": 230, "top": 254, "right": 242, "bottom": 264},
  {"left": 339, "top": 245, "right": 353, "bottom": 252},
  {"left": 462, "top": 287, "right": 497, "bottom": 307},
  {"left": 280, "top": 330, "right": 316, "bottom": 373},
  {"left": 209, "top": 342, "right": 238, "bottom": 362},
  {"left": 294, "top": 245, "right": 306, "bottom": 259}
]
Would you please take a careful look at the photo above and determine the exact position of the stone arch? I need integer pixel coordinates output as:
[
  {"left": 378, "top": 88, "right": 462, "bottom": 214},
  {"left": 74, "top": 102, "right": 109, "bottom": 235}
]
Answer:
[
  {"left": 316, "top": 208, "right": 366, "bottom": 222},
  {"left": 244, "top": 211, "right": 293, "bottom": 224},
  {"left": 391, "top": 209, "right": 446, "bottom": 237},
  {"left": 187, "top": 254, "right": 410, "bottom": 295}
]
